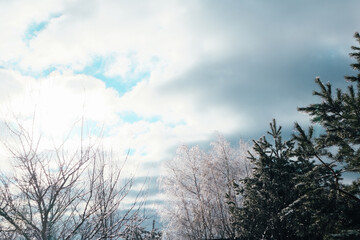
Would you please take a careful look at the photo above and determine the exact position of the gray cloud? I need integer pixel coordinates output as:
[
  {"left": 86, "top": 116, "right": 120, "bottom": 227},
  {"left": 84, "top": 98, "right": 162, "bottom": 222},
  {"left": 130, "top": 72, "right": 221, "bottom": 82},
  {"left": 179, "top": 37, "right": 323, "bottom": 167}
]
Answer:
[
  {"left": 157, "top": 0, "right": 359, "bottom": 140},
  {"left": 159, "top": 48, "right": 351, "bottom": 136}
]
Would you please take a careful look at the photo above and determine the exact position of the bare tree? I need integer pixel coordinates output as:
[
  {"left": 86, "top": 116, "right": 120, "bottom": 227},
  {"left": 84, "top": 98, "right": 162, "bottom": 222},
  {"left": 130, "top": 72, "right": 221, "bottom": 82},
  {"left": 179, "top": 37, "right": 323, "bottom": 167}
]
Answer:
[
  {"left": 159, "top": 134, "right": 252, "bottom": 240},
  {"left": 0, "top": 120, "right": 147, "bottom": 240}
]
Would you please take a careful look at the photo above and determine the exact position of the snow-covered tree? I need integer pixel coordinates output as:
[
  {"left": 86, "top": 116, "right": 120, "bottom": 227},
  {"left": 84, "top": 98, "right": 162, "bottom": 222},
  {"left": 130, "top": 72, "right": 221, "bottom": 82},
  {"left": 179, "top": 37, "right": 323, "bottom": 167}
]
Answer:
[
  {"left": 0, "top": 120, "right": 148, "bottom": 240},
  {"left": 159, "top": 135, "right": 252, "bottom": 240},
  {"left": 120, "top": 218, "right": 162, "bottom": 240}
]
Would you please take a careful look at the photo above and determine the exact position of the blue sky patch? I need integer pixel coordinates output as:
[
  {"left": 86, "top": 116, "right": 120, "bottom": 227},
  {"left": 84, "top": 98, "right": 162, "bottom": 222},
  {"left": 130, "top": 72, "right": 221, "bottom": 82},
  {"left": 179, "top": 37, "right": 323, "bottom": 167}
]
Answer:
[
  {"left": 120, "top": 111, "right": 161, "bottom": 124},
  {"left": 125, "top": 148, "right": 136, "bottom": 156},
  {"left": 25, "top": 21, "right": 47, "bottom": 40},
  {"left": 0, "top": 59, "right": 58, "bottom": 78},
  {"left": 41, "top": 66, "right": 57, "bottom": 77},
  {"left": 75, "top": 55, "right": 150, "bottom": 95},
  {"left": 166, "top": 120, "right": 186, "bottom": 128},
  {"left": 23, "top": 13, "right": 62, "bottom": 44}
]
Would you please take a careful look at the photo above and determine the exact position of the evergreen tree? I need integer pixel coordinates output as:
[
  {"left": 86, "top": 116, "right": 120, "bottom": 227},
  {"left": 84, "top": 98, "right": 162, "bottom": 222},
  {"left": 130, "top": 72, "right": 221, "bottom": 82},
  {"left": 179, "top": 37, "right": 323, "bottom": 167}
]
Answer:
[
  {"left": 230, "top": 32, "right": 360, "bottom": 240},
  {"left": 294, "top": 32, "right": 360, "bottom": 238},
  {"left": 296, "top": 33, "right": 360, "bottom": 204},
  {"left": 229, "top": 120, "right": 338, "bottom": 239}
]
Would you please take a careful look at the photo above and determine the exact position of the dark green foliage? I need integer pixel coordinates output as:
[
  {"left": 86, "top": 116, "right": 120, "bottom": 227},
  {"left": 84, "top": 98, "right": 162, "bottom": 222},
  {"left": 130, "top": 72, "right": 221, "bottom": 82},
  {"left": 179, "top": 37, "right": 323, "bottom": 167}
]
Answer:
[
  {"left": 229, "top": 120, "right": 339, "bottom": 239},
  {"left": 292, "top": 124, "right": 360, "bottom": 239},
  {"left": 294, "top": 32, "right": 360, "bottom": 238},
  {"left": 229, "top": 33, "right": 360, "bottom": 239},
  {"left": 298, "top": 33, "right": 360, "bottom": 180}
]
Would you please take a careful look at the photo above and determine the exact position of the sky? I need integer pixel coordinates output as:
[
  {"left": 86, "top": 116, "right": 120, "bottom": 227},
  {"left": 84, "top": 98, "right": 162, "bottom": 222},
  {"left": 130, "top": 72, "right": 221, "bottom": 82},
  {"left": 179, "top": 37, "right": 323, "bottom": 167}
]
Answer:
[{"left": 0, "top": 0, "right": 360, "bottom": 213}]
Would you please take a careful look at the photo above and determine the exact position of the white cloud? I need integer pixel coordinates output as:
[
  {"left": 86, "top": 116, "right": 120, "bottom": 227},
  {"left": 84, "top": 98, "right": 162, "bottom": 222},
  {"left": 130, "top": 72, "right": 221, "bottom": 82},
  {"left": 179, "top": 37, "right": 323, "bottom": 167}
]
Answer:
[
  {"left": 1, "top": 0, "right": 360, "bottom": 210},
  {"left": 0, "top": 67, "right": 242, "bottom": 180},
  {"left": 0, "top": 70, "right": 120, "bottom": 137}
]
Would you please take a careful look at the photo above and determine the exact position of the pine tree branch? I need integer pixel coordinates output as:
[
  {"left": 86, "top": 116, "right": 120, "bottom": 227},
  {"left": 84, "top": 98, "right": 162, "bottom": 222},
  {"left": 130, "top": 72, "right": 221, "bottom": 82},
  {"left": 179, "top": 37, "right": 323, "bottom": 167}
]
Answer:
[{"left": 314, "top": 153, "right": 360, "bottom": 203}]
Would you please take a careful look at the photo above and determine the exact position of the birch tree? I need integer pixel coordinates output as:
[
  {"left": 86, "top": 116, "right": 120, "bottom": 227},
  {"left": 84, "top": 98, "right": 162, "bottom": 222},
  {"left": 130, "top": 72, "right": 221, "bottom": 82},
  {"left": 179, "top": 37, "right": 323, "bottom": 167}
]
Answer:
[{"left": 159, "top": 135, "right": 252, "bottom": 240}]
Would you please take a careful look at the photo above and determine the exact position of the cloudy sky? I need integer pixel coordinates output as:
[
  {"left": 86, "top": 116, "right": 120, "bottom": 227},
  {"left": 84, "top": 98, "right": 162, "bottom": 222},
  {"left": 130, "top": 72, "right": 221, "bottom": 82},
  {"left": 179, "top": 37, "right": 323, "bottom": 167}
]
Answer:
[{"left": 0, "top": 0, "right": 360, "bottom": 209}]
